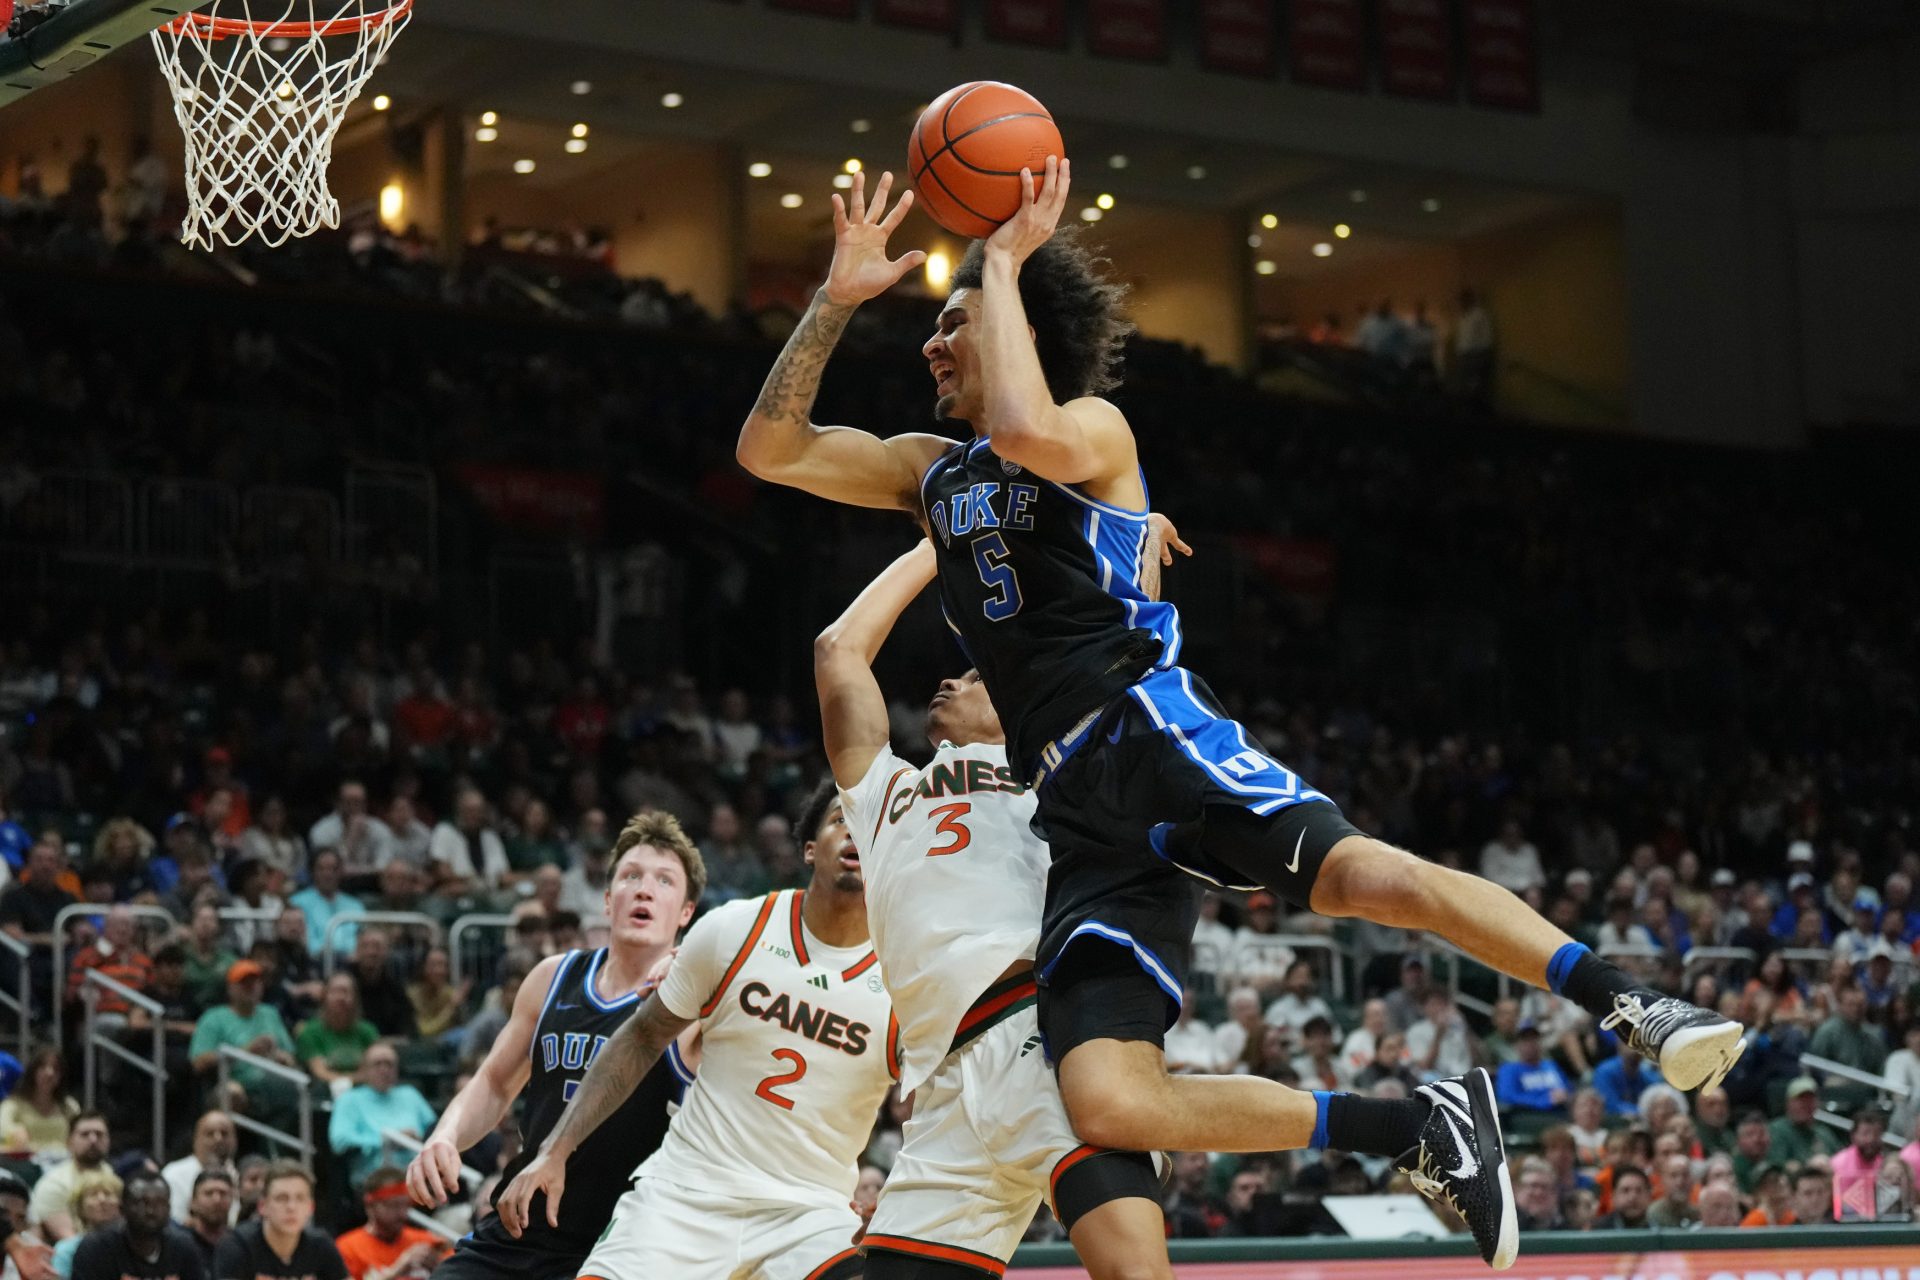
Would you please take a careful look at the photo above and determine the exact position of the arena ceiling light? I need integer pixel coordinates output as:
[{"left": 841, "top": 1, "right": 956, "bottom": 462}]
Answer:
[
  {"left": 480, "top": 110, "right": 497, "bottom": 126},
  {"left": 571, "top": 123, "right": 589, "bottom": 139},
  {"left": 571, "top": 81, "right": 592, "bottom": 96},
  {"left": 1255, "top": 260, "right": 1276, "bottom": 275},
  {"left": 513, "top": 159, "right": 536, "bottom": 174},
  {"left": 844, "top": 158, "right": 862, "bottom": 173},
  {"left": 1334, "top": 223, "right": 1351, "bottom": 238},
  {"left": 780, "top": 192, "right": 803, "bottom": 208},
  {"left": 1107, "top": 154, "right": 1128, "bottom": 169},
  {"left": 1079, "top": 206, "right": 1102, "bottom": 221},
  {"left": 748, "top": 162, "right": 772, "bottom": 178},
  {"left": 565, "top": 139, "right": 588, "bottom": 155},
  {"left": 1247, "top": 234, "right": 1262, "bottom": 247},
  {"left": 1349, "top": 189, "right": 1368, "bottom": 202},
  {"left": 1260, "top": 213, "right": 1278, "bottom": 229},
  {"left": 833, "top": 174, "right": 854, "bottom": 189},
  {"left": 850, "top": 119, "right": 871, "bottom": 133},
  {"left": 1096, "top": 193, "right": 1114, "bottom": 210},
  {"left": 1422, "top": 197, "right": 1442, "bottom": 212},
  {"left": 474, "top": 127, "right": 498, "bottom": 143},
  {"left": 371, "top": 94, "right": 390, "bottom": 112},
  {"left": 1186, "top": 164, "right": 1206, "bottom": 180},
  {"left": 1312, "top": 242, "right": 1333, "bottom": 257},
  {"left": 660, "top": 92, "right": 684, "bottom": 108}
]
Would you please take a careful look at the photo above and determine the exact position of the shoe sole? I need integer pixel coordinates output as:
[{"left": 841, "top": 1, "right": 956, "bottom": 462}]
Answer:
[
  {"left": 1464, "top": 1067, "right": 1519, "bottom": 1270},
  {"left": 1659, "top": 1022, "right": 1748, "bottom": 1092}
]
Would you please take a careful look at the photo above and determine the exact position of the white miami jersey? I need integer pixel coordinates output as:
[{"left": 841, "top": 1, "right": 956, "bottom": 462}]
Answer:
[
  {"left": 645, "top": 888, "right": 898, "bottom": 1209},
  {"left": 840, "top": 742, "right": 1048, "bottom": 1094}
]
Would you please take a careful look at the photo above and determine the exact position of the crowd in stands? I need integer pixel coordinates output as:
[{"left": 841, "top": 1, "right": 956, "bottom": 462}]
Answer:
[{"left": 0, "top": 127, "right": 1916, "bottom": 1257}]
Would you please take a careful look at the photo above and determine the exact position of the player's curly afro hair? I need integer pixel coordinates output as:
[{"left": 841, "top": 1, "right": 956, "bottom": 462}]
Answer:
[
  {"left": 952, "top": 226, "right": 1134, "bottom": 403},
  {"left": 795, "top": 776, "right": 843, "bottom": 853}
]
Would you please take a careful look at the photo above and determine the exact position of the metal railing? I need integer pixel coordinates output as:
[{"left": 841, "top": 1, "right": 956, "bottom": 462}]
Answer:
[
  {"left": 218, "top": 906, "right": 285, "bottom": 952},
  {"left": 218, "top": 1045, "right": 315, "bottom": 1161},
  {"left": 1801, "top": 1052, "right": 1914, "bottom": 1103},
  {"left": 449, "top": 914, "right": 515, "bottom": 991},
  {"left": 1427, "top": 939, "right": 1517, "bottom": 1007},
  {"left": 1778, "top": 946, "right": 1836, "bottom": 973},
  {"left": 51, "top": 903, "right": 180, "bottom": 1047},
  {"left": 323, "top": 912, "right": 443, "bottom": 976},
  {"left": 80, "top": 969, "right": 167, "bottom": 1158},
  {"left": 380, "top": 1129, "right": 483, "bottom": 1242},
  {"left": 0, "top": 931, "right": 30, "bottom": 1059},
  {"left": 1683, "top": 946, "right": 1758, "bottom": 986}
]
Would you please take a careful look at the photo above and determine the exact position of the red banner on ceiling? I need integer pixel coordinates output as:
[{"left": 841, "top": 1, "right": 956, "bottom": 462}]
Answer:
[
  {"left": 984, "top": 0, "right": 1068, "bottom": 47},
  {"left": 767, "top": 0, "right": 855, "bottom": 14},
  {"left": 1462, "top": 0, "right": 1539, "bottom": 110},
  {"left": 1198, "top": 0, "right": 1277, "bottom": 76},
  {"left": 874, "top": 0, "right": 958, "bottom": 32},
  {"left": 1289, "top": 0, "right": 1368, "bottom": 91},
  {"left": 1087, "top": 0, "right": 1167, "bottom": 60},
  {"left": 1377, "top": 0, "right": 1454, "bottom": 99},
  {"left": 456, "top": 465, "right": 605, "bottom": 539}
]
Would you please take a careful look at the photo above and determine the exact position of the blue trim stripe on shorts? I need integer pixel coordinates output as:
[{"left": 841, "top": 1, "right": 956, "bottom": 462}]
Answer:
[
  {"left": 1129, "top": 668, "right": 1330, "bottom": 817},
  {"left": 1039, "top": 920, "right": 1184, "bottom": 1006}
]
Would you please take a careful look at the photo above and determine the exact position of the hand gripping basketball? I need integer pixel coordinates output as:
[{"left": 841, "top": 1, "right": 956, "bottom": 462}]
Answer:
[
  {"left": 823, "top": 170, "right": 927, "bottom": 308},
  {"left": 984, "top": 155, "right": 1070, "bottom": 268}
]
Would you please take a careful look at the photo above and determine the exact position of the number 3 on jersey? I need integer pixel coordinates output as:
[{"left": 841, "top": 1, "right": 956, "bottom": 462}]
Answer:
[
  {"left": 973, "top": 532, "right": 1022, "bottom": 621},
  {"left": 755, "top": 1048, "right": 807, "bottom": 1111},
  {"left": 927, "top": 802, "right": 971, "bottom": 857}
]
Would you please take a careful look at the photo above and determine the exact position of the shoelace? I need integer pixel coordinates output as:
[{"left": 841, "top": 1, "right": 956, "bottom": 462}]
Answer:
[
  {"left": 1598, "top": 992, "right": 1692, "bottom": 1052},
  {"left": 1404, "top": 1145, "right": 1467, "bottom": 1225}
]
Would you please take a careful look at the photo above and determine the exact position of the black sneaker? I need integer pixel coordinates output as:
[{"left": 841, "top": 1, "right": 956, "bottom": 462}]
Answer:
[
  {"left": 1600, "top": 990, "right": 1747, "bottom": 1092},
  {"left": 1397, "top": 1069, "right": 1517, "bottom": 1270}
]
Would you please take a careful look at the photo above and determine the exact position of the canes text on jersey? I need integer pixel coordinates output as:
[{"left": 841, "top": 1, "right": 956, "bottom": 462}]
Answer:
[{"left": 738, "top": 981, "right": 872, "bottom": 1055}]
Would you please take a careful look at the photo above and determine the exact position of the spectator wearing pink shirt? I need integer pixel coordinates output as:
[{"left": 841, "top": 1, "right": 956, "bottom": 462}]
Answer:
[{"left": 1830, "top": 1108, "right": 1888, "bottom": 1220}]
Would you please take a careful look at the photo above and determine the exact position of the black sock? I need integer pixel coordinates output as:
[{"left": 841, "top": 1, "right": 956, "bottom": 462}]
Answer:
[
  {"left": 1559, "top": 949, "right": 1636, "bottom": 1020},
  {"left": 1324, "top": 1094, "right": 1430, "bottom": 1157}
]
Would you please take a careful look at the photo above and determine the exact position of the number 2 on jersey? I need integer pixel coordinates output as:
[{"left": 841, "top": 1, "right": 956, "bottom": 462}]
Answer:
[
  {"left": 973, "top": 532, "right": 1023, "bottom": 621},
  {"left": 927, "top": 801, "right": 972, "bottom": 857},
  {"left": 755, "top": 1048, "right": 807, "bottom": 1111}
]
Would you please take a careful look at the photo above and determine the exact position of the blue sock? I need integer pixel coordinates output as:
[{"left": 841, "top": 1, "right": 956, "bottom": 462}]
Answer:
[
  {"left": 1546, "top": 941, "right": 1588, "bottom": 995},
  {"left": 1310, "top": 1091, "right": 1333, "bottom": 1150}
]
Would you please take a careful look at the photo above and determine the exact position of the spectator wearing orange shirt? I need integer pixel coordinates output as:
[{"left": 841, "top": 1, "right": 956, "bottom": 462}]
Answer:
[
  {"left": 1740, "top": 1166, "right": 1794, "bottom": 1226},
  {"left": 66, "top": 905, "right": 152, "bottom": 1022},
  {"left": 189, "top": 749, "right": 251, "bottom": 838},
  {"left": 334, "top": 1169, "right": 447, "bottom": 1280}
]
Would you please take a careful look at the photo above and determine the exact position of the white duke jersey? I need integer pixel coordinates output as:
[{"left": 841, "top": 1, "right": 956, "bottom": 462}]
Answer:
[
  {"left": 645, "top": 888, "right": 898, "bottom": 1209},
  {"left": 840, "top": 741, "right": 1048, "bottom": 1094}
]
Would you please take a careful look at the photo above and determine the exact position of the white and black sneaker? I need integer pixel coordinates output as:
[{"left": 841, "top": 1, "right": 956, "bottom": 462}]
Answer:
[
  {"left": 1600, "top": 990, "right": 1747, "bottom": 1093},
  {"left": 1397, "top": 1069, "right": 1517, "bottom": 1270}
]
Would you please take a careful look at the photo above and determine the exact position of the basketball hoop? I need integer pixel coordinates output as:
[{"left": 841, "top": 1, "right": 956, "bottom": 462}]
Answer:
[{"left": 151, "top": 0, "right": 413, "bottom": 250}]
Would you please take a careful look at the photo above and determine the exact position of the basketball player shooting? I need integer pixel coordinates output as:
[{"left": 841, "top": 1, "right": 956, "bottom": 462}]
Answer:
[{"left": 735, "top": 163, "right": 1747, "bottom": 1269}]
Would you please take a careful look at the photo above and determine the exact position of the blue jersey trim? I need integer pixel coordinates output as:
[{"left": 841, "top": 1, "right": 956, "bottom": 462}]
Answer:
[
  {"left": 1130, "top": 670, "right": 1327, "bottom": 815},
  {"left": 583, "top": 947, "right": 641, "bottom": 1011},
  {"left": 1040, "top": 920, "right": 1183, "bottom": 1008},
  {"left": 665, "top": 1040, "right": 697, "bottom": 1086},
  {"left": 1041, "top": 476, "right": 1147, "bottom": 520},
  {"left": 530, "top": 950, "right": 580, "bottom": 1058}
]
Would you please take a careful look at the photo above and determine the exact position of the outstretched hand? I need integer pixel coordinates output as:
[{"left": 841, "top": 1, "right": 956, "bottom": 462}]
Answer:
[
  {"left": 984, "top": 155, "right": 1070, "bottom": 267},
  {"left": 823, "top": 171, "right": 926, "bottom": 307},
  {"left": 1148, "top": 512, "right": 1193, "bottom": 566}
]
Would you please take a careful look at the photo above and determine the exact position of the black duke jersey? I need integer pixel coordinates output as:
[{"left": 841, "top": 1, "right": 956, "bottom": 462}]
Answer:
[
  {"left": 493, "top": 947, "right": 686, "bottom": 1251},
  {"left": 920, "top": 436, "right": 1181, "bottom": 776}
]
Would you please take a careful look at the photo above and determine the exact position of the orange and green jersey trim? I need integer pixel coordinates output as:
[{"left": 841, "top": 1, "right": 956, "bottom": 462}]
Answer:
[{"left": 949, "top": 968, "right": 1038, "bottom": 1056}]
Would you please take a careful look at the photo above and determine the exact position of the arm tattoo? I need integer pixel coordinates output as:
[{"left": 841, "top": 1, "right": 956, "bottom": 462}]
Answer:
[
  {"left": 750, "top": 290, "right": 854, "bottom": 425},
  {"left": 540, "top": 994, "right": 689, "bottom": 1157}
]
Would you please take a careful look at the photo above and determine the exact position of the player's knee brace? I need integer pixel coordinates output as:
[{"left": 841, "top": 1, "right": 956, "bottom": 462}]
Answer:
[{"left": 1053, "top": 1149, "right": 1164, "bottom": 1233}]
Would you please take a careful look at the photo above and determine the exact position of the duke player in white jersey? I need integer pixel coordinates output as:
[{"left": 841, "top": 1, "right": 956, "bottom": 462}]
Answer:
[
  {"left": 817, "top": 538, "right": 1185, "bottom": 1279},
  {"left": 497, "top": 787, "right": 894, "bottom": 1280}
]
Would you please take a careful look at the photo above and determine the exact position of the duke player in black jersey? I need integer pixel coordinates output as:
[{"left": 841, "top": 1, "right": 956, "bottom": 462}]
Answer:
[
  {"left": 405, "top": 812, "right": 703, "bottom": 1280},
  {"left": 737, "top": 164, "right": 1748, "bottom": 1270}
]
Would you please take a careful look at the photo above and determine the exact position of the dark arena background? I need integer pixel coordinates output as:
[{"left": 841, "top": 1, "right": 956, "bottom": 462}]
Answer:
[{"left": 1, "top": 1, "right": 1918, "bottom": 1277}]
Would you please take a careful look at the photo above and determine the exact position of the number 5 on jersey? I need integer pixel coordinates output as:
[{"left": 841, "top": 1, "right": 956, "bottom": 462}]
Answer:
[{"left": 973, "top": 532, "right": 1022, "bottom": 621}]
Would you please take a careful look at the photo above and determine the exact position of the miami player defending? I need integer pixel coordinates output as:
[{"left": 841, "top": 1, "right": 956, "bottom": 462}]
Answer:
[
  {"left": 495, "top": 783, "right": 891, "bottom": 1280},
  {"left": 736, "top": 166, "right": 1747, "bottom": 1269},
  {"left": 406, "top": 812, "right": 703, "bottom": 1280},
  {"left": 818, "top": 537, "right": 1182, "bottom": 1279}
]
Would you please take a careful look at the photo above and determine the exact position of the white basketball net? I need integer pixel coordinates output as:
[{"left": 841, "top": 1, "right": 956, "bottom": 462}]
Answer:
[{"left": 150, "top": 0, "right": 413, "bottom": 250}]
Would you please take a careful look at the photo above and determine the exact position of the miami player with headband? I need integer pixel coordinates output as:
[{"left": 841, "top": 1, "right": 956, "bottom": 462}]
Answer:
[
  {"left": 736, "top": 165, "right": 1747, "bottom": 1270},
  {"left": 407, "top": 812, "right": 703, "bottom": 1280},
  {"left": 495, "top": 780, "right": 893, "bottom": 1280},
  {"left": 818, "top": 534, "right": 1187, "bottom": 1279}
]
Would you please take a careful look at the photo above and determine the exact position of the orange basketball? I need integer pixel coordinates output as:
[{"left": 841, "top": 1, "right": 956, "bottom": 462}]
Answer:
[{"left": 908, "top": 82, "right": 1065, "bottom": 240}]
